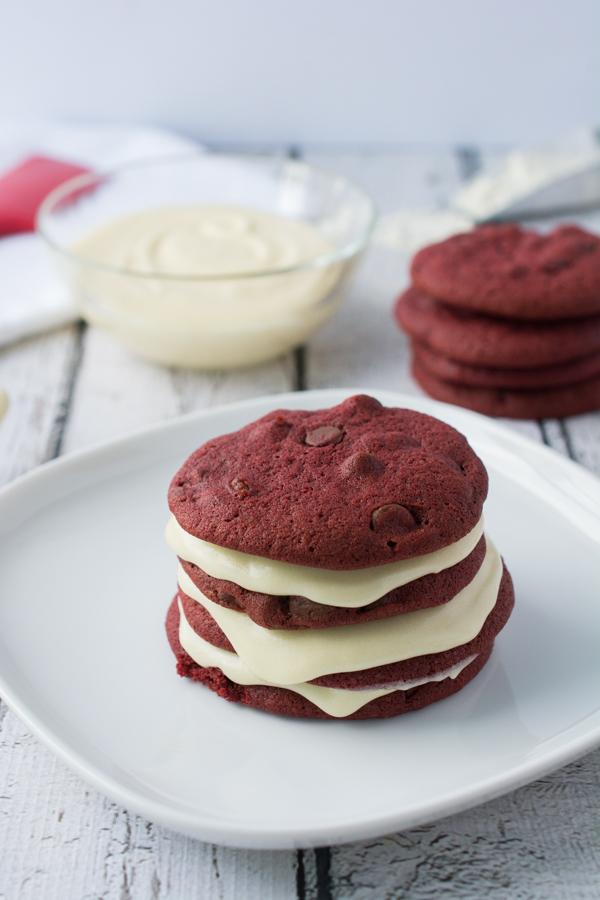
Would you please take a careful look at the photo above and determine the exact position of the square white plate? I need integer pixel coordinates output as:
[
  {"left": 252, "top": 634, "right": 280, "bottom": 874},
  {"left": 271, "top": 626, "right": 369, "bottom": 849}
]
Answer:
[{"left": 0, "top": 388, "right": 599, "bottom": 849}]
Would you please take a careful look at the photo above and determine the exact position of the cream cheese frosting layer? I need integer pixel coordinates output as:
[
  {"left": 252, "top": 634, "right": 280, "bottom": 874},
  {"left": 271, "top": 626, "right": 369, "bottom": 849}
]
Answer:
[
  {"left": 177, "top": 600, "right": 476, "bottom": 717},
  {"left": 350, "top": 655, "right": 478, "bottom": 692},
  {"left": 177, "top": 537, "right": 501, "bottom": 684},
  {"left": 166, "top": 515, "right": 484, "bottom": 608}
]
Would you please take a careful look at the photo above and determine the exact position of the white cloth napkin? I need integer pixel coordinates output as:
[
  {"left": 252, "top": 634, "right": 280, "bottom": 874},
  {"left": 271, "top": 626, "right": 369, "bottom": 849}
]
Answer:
[{"left": 0, "top": 121, "right": 199, "bottom": 347}]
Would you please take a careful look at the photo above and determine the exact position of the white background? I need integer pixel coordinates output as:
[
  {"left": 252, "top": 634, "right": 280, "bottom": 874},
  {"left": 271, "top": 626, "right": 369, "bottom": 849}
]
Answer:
[{"left": 1, "top": 0, "right": 598, "bottom": 145}]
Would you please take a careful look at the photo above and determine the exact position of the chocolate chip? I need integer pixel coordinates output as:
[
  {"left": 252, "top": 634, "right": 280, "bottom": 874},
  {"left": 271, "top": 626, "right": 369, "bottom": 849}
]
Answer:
[
  {"left": 253, "top": 417, "right": 292, "bottom": 443},
  {"left": 342, "top": 394, "right": 383, "bottom": 416},
  {"left": 354, "top": 433, "right": 420, "bottom": 458},
  {"left": 435, "top": 454, "right": 462, "bottom": 473},
  {"left": 371, "top": 503, "right": 417, "bottom": 535},
  {"left": 541, "top": 256, "right": 570, "bottom": 273},
  {"left": 218, "top": 592, "right": 245, "bottom": 611},
  {"left": 340, "top": 451, "right": 385, "bottom": 479},
  {"left": 288, "top": 596, "right": 333, "bottom": 619},
  {"left": 305, "top": 425, "right": 343, "bottom": 447},
  {"left": 269, "top": 417, "right": 292, "bottom": 438},
  {"left": 357, "top": 597, "right": 386, "bottom": 612},
  {"left": 509, "top": 264, "right": 529, "bottom": 279},
  {"left": 230, "top": 477, "right": 250, "bottom": 493}
]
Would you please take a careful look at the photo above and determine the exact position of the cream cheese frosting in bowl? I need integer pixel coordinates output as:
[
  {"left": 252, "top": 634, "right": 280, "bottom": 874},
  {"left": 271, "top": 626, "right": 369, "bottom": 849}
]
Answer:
[{"left": 37, "top": 154, "right": 376, "bottom": 368}]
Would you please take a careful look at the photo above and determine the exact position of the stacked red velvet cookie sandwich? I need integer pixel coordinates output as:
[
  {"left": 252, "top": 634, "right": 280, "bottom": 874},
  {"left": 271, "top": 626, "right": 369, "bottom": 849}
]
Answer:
[
  {"left": 394, "top": 224, "right": 600, "bottom": 418},
  {"left": 165, "top": 395, "right": 514, "bottom": 720}
]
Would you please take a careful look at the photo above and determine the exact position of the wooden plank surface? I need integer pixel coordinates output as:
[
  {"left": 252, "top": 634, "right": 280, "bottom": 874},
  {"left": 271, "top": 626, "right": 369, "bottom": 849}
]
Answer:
[
  {"left": 61, "top": 325, "right": 296, "bottom": 454},
  {"left": 0, "top": 146, "right": 598, "bottom": 900}
]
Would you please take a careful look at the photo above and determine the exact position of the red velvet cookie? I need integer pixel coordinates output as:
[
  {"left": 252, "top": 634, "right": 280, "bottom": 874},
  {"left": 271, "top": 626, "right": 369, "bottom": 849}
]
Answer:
[
  {"left": 169, "top": 395, "right": 488, "bottom": 570},
  {"left": 169, "top": 607, "right": 493, "bottom": 720},
  {"left": 174, "top": 559, "right": 513, "bottom": 691},
  {"left": 171, "top": 633, "right": 494, "bottom": 720},
  {"left": 311, "top": 562, "right": 513, "bottom": 689},
  {"left": 179, "top": 535, "right": 487, "bottom": 630},
  {"left": 412, "top": 357, "right": 600, "bottom": 419},
  {"left": 412, "top": 340, "right": 600, "bottom": 390},
  {"left": 166, "top": 559, "right": 513, "bottom": 719},
  {"left": 395, "top": 287, "right": 600, "bottom": 368},
  {"left": 411, "top": 224, "right": 600, "bottom": 320}
]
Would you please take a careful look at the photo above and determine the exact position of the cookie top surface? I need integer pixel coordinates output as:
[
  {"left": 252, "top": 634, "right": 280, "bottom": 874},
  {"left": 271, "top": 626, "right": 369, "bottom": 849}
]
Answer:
[
  {"left": 411, "top": 224, "right": 600, "bottom": 320},
  {"left": 168, "top": 395, "right": 488, "bottom": 570}
]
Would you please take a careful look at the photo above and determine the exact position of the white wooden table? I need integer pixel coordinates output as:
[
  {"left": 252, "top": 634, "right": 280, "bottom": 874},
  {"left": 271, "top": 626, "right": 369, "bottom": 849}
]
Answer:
[{"left": 0, "top": 146, "right": 598, "bottom": 900}]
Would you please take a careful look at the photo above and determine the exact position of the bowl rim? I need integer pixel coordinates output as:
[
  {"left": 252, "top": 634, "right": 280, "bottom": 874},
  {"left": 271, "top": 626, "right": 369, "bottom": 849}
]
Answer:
[{"left": 36, "top": 151, "right": 378, "bottom": 282}]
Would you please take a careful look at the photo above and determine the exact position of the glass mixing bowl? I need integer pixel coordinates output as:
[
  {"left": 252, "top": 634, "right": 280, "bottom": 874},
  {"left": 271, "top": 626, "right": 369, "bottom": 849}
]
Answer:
[{"left": 37, "top": 153, "right": 376, "bottom": 369}]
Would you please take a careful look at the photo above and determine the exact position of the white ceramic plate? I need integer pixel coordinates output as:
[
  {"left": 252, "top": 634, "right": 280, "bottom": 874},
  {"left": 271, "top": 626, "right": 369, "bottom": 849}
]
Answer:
[{"left": 0, "top": 388, "right": 599, "bottom": 849}]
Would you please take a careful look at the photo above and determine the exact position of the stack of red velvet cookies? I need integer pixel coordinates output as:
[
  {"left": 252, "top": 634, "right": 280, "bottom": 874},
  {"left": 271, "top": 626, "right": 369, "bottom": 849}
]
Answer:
[
  {"left": 164, "top": 395, "right": 514, "bottom": 720},
  {"left": 394, "top": 224, "right": 600, "bottom": 418}
]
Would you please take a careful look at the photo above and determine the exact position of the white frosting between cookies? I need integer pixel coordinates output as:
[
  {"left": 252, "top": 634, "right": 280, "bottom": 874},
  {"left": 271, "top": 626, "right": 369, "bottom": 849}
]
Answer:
[
  {"left": 166, "top": 515, "right": 484, "bottom": 608},
  {"left": 177, "top": 600, "right": 478, "bottom": 717},
  {"left": 177, "top": 537, "right": 501, "bottom": 684}
]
